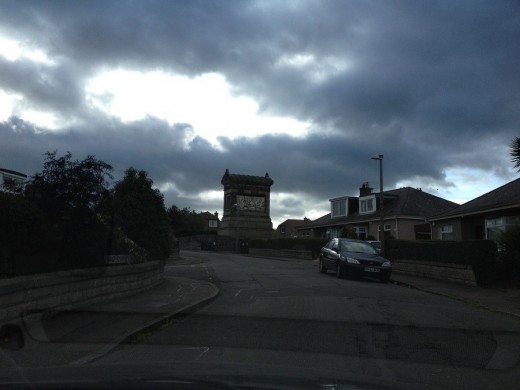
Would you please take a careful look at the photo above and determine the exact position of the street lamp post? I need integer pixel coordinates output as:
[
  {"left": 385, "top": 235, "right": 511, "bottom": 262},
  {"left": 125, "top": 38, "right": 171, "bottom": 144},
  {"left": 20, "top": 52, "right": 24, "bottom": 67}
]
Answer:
[{"left": 371, "top": 154, "right": 384, "bottom": 255}]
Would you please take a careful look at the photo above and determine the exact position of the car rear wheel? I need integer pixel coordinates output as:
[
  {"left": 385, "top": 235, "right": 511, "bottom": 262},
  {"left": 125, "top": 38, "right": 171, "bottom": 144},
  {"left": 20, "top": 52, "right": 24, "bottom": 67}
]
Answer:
[
  {"left": 318, "top": 258, "right": 327, "bottom": 273},
  {"left": 336, "top": 261, "right": 344, "bottom": 279}
]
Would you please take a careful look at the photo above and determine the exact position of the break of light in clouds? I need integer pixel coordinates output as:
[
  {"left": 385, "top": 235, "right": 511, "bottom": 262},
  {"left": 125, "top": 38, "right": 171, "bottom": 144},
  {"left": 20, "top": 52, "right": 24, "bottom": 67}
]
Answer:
[
  {"left": 0, "top": 36, "right": 54, "bottom": 65},
  {"left": 0, "top": 0, "right": 519, "bottom": 227},
  {"left": 85, "top": 70, "right": 310, "bottom": 148}
]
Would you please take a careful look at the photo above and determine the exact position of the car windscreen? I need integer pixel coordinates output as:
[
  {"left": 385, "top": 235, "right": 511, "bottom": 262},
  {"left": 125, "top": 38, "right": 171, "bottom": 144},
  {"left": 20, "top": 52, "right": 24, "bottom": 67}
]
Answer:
[{"left": 340, "top": 241, "right": 378, "bottom": 255}]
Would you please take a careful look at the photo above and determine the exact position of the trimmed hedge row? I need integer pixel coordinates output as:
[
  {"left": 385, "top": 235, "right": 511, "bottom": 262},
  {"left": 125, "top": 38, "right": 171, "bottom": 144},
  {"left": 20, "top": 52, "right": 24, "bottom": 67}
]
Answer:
[
  {"left": 385, "top": 239, "right": 497, "bottom": 264},
  {"left": 386, "top": 239, "right": 499, "bottom": 285},
  {"left": 176, "top": 230, "right": 218, "bottom": 237},
  {"left": 0, "top": 192, "right": 150, "bottom": 277},
  {"left": 249, "top": 238, "right": 329, "bottom": 259},
  {"left": 497, "top": 225, "right": 520, "bottom": 284}
]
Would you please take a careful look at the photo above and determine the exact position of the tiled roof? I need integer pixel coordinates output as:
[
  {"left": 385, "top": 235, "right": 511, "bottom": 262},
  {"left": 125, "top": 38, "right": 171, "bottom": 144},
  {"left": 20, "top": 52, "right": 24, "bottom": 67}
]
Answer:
[
  {"left": 297, "top": 213, "right": 332, "bottom": 229},
  {"left": 277, "top": 219, "right": 307, "bottom": 229},
  {"left": 298, "top": 187, "right": 458, "bottom": 229},
  {"left": 384, "top": 187, "right": 458, "bottom": 217},
  {"left": 200, "top": 211, "right": 219, "bottom": 220},
  {"left": 431, "top": 178, "right": 520, "bottom": 220}
]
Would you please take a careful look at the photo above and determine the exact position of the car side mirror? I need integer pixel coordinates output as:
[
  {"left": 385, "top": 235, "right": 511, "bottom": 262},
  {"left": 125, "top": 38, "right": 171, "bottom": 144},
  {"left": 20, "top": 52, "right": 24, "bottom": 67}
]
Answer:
[{"left": 331, "top": 248, "right": 339, "bottom": 254}]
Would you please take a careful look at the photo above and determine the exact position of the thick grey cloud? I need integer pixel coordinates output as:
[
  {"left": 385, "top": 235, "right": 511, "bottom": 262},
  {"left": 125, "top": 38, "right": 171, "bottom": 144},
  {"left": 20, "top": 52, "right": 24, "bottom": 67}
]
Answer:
[
  {"left": 1, "top": 0, "right": 519, "bottom": 224},
  {"left": 0, "top": 58, "right": 83, "bottom": 114}
]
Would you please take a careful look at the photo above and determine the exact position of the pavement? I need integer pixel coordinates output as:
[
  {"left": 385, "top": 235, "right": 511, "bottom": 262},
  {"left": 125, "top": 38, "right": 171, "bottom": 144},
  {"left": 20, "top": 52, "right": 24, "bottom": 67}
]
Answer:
[
  {"left": 67, "top": 273, "right": 219, "bottom": 365},
  {"left": 0, "top": 258, "right": 219, "bottom": 369},
  {"left": 5, "top": 254, "right": 520, "bottom": 369},
  {"left": 67, "top": 276, "right": 219, "bottom": 364},
  {"left": 262, "top": 256, "right": 520, "bottom": 320},
  {"left": 390, "top": 272, "right": 520, "bottom": 319}
]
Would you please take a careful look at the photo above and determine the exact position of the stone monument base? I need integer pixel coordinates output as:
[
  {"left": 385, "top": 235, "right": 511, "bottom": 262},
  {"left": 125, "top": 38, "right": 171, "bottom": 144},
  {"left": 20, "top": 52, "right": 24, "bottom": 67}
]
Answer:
[{"left": 218, "top": 216, "right": 273, "bottom": 239}]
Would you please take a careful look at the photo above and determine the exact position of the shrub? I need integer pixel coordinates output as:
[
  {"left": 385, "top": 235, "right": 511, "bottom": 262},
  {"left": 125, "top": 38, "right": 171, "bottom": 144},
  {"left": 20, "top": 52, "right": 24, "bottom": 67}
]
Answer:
[
  {"left": 104, "top": 220, "right": 149, "bottom": 263},
  {"left": 497, "top": 225, "right": 520, "bottom": 284},
  {"left": 103, "top": 168, "right": 173, "bottom": 260},
  {"left": 0, "top": 192, "right": 46, "bottom": 276},
  {"left": 58, "top": 208, "right": 109, "bottom": 269},
  {"left": 249, "top": 238, "right": 329, "bottom": 259},
  {"left": 0, "top": 193, "right": 110, "bottom": 276}
]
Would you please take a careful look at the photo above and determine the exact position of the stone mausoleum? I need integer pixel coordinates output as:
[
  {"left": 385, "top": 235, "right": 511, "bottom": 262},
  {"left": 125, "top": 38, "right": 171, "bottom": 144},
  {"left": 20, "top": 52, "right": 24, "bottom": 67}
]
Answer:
[{"left": 218, "top": 169, "right": 274, "bottom": 239}]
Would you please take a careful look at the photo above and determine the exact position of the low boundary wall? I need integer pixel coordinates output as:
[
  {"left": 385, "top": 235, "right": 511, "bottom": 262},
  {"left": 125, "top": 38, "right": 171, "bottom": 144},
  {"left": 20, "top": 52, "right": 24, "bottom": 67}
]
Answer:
[
  {"left": 0, "top": 260, "right": 164, "bottom": 323},
  {"left": 392, "top": 259, "right": 477, "bottom": 286}
]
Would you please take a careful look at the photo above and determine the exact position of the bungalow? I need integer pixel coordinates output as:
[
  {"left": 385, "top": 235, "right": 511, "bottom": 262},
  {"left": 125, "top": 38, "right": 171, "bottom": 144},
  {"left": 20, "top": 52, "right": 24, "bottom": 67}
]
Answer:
[
  {"left": 276, "top": 218, "right": 310, "bottom": 238},
  {"left": 0, "top": 168, "right": 27, "bottom": 192},
  {"left": 201, "top": 211, "right": 220, "bottom": 231},
  {"left": 297, "top": 183, "right": 458, "bottom": 241},
  {"left": 430, "top": 178, "right": 520, "bottom": 241}
]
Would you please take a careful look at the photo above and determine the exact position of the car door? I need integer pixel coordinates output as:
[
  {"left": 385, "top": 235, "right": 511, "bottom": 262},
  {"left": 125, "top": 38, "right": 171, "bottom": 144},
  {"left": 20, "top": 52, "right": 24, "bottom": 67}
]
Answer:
[{"left": 323, "top": 239, "right": 339, "bottom": 269}]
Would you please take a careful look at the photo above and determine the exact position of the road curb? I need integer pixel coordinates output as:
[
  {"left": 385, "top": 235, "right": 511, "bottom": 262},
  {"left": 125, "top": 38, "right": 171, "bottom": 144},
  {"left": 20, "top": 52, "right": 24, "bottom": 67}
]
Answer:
[{"left": 70, "top": 280, "right": 220, "bottom": 366}]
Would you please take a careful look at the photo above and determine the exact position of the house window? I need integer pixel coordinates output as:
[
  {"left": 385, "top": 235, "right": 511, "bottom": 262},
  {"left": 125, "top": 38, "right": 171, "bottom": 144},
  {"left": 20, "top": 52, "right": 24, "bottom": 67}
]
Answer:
[
  {"left": 359, "top": 195, "right": 375, "bottom": 214},
  {"left": 353, "top": 226, "right": 367, "bottom": 240},
  {"left": 326, "top": 228, "right": 340, "bottom": 239},
  {"left": 378, "top": 224, "right": 392, "bottom": 240},
  {"left": 280, "top": 225, "right": 286, "bottom": 235},
  {"left": 208, "top": 220, "right": 218, "bottom": 228},
  {"left": 331, "top": 198, "right": 348, "bottom": 218},
  {"left": 440, "top": 225, "right": 453, "bottom": 240},
  {"left": 485, "top": 217, "right": 520, "bottom": 240}
]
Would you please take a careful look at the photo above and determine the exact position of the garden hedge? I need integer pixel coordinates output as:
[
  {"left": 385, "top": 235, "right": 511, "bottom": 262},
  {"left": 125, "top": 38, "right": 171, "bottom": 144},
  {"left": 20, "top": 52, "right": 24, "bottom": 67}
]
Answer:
[
  {"left": 249, "top": 238, "right": 329, "bottom": 259},
  {"left": 386, "top": 239, "right": 499, "bottom": 285}
]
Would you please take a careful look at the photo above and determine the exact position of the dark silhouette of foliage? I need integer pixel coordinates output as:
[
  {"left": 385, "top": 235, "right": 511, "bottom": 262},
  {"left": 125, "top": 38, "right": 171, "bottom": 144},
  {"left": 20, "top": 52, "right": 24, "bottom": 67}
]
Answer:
[
  {"left": 167, "top": 205, "right": 206, "bottom": 235},
  {"left": 2, "top": 151, "right": 114, "bottom": 275},
  {"left": 25, "top": 151, "right": 113, "bottom": 213},
  {"left": 0, "top": 192, "right": 46, "bottom": 275},
  {"left": 497, "top": 225, "right": 520, "bottom": 284},
  {"left": 511, "top": 136, "right": 520, "bottom": 172},
  {"left": 104, "top": 167, "right": 173, "bottom": 260}
]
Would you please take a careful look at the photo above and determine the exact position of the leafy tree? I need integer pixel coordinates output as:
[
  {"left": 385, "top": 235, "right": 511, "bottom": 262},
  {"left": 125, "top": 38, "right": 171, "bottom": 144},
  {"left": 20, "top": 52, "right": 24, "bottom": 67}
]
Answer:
[
  {"left": 25, "top": 151, "right": 113, "bottom": 212},
  {"left": 22, "top": 151, "right": 113, "bottom": 270},
  {"left": 105, "top": 167, "right": 173, "bottom": 260},
  {"left": 511, "top": 136, "right": 520, "bottom": 172},
  {"left": 167, "top": 205, "right": 206, "bottom": 235}
]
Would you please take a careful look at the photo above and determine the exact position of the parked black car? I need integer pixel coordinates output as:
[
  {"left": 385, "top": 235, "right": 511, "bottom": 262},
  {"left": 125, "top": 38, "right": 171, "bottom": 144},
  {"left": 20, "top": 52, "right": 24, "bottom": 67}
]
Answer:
[
  {"left": 367, "top": 240, "right": 382, "bottom": 254},
  {"left": 319, "top": 238, "right": 392, "bottom": 282}
]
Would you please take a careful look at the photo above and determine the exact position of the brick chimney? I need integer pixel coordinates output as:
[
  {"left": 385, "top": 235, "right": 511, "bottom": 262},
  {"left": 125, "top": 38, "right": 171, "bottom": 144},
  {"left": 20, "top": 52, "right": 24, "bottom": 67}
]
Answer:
[{"left": 359, "top": 182, "right": 373, "bottom": 197}]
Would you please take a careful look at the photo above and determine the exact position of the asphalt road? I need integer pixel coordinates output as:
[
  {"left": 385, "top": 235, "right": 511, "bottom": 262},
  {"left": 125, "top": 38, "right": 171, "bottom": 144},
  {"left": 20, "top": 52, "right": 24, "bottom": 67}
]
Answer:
[{"left": 93, "top": 251, "right": 520, "bottom": 389}]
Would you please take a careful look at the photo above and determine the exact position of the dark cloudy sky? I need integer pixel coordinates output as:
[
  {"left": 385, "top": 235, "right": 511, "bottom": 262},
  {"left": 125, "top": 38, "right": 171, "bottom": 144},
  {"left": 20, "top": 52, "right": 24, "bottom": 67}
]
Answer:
[{"left": 1, "top": 0, "right": 519, "bottom": 226}]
